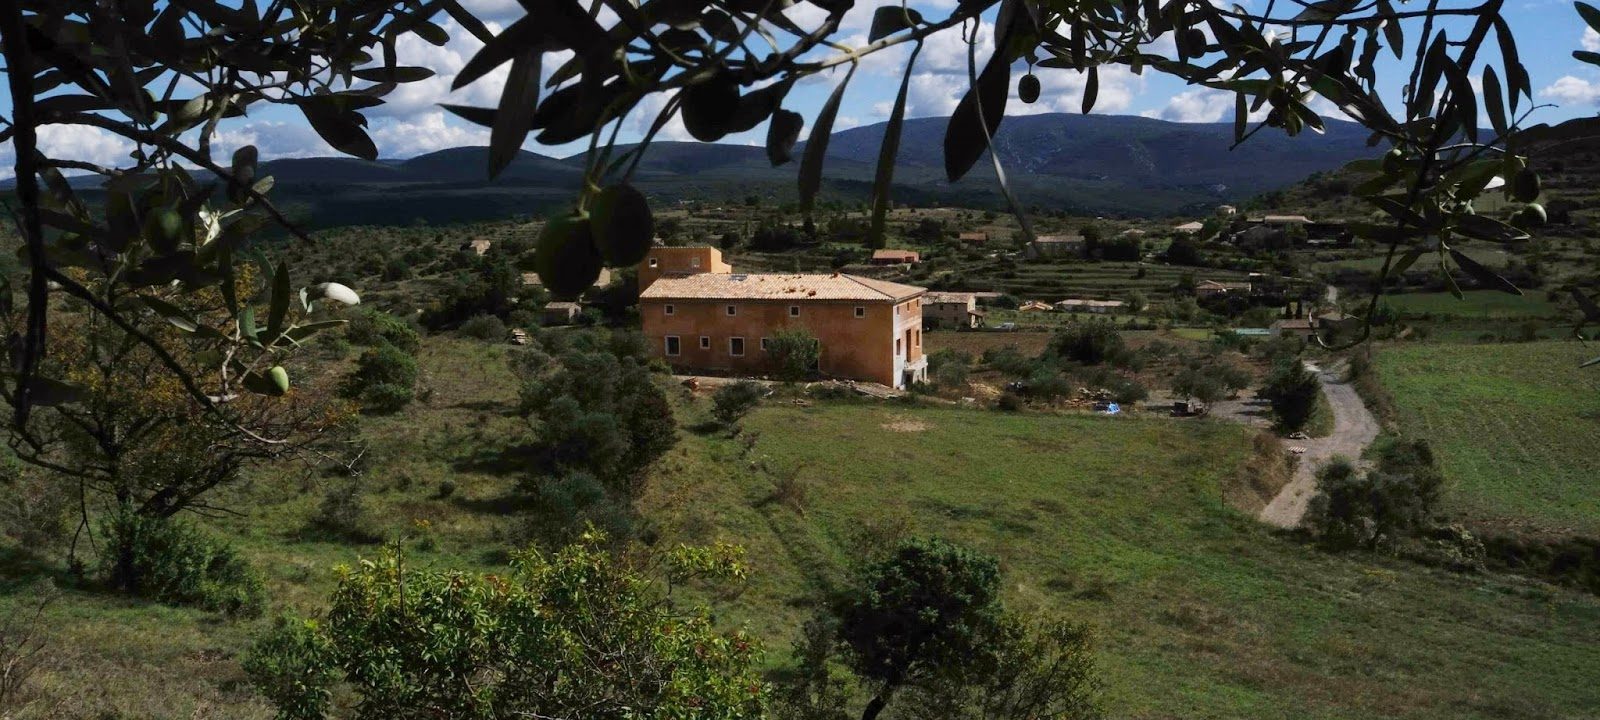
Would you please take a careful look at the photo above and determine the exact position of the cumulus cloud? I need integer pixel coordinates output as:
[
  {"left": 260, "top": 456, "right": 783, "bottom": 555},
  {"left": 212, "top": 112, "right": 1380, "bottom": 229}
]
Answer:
[
  {"left": 1540, "top": 75, "right": 1600, "bottom": 105},
  {"left": 1585, "top": 27, "right": 1600, "bottom": 52},
  {"left": 371, "top": 112, "right": 492, "bottom": 156},
  {"left": 0, "top": 124, "right": 137, "bottom": 179},
  {"left": 1141, "top": 88, "right": 1235, "bottom": 122}
]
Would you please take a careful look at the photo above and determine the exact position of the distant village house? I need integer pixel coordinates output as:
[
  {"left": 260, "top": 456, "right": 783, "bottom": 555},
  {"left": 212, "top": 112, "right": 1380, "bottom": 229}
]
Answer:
[
  {"left": 870, "top": 249, "right": 921, "bottom": 265},
  {"left": 958, "top": 231, "right": 989, "bottom": 245},
  {"left": 1054, "top": 298, "right": 1126, "bottom": 314},
  {"left": 1195, "top": 280, "right": 1252, "bottom": 299},
  {"left": 1024, "top": 234, "right": 1085, "bottom": 258},
  {"left": 541, "top": 301, "right": 582, "bottom": 326},
  {"left": 1017, "top": 300, "right": 1054, "bottom": 312},
  {"left": 923, "top": 292, "right": 984, "bottom": 329}
]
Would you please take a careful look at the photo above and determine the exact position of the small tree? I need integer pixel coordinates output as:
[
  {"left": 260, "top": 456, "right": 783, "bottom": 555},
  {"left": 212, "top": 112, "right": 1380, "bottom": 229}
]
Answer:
[
  {"left": 1259, "top": 360, "right": 1321, "bottom": 432},
  {"left": 712, "top": 382, "right": 767, "bottom": 427},
  {"left": 835, "top": 538, "right": 1002, "bottom": 720},
  {"left": 1046, "top": 321, "right": 1129, "bottom": 367},
  {"left": 767, "top": 328, "right": 821, "bottom": 382}
]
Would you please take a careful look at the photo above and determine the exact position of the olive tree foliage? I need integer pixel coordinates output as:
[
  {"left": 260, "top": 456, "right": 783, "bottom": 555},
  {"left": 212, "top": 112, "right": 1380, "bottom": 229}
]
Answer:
[{"left": 0, "top": 2, "right": 479, "bottom": 536}]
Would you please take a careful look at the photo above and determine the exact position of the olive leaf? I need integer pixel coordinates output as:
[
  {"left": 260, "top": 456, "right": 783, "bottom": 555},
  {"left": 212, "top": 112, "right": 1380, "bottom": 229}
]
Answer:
[
  {"left": 869, "top": 42, "right": 923, "bottom": 249},
  {"left": 1449, "top": 248, "right": 1521, "bottom": 294},
  {"left": 799, "top": 63, "right": 857, "bottom": 218},
  {"left": 944, "top": 36, "right": 1012, "bottom": 181},
  {"left": 489, "top": 49, "right": 542, "bottom": 179}
]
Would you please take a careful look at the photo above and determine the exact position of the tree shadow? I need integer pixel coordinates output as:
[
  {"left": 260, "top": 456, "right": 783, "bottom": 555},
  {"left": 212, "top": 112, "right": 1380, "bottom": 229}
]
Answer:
[{"left": 0, "top": 545, "right": 79, "bottom": 596}]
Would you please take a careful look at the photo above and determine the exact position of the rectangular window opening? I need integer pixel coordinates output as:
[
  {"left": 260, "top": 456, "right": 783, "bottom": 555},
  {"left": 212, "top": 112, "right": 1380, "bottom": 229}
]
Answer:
[
  {"left": 730, "top": 337, "right": 745, "bottom": 356},
  {"left": 699, "top": 336, "right": 710, "bottom": 349},
  {"left": 665, "top": 336, "right": 681, "bottom": 356}
]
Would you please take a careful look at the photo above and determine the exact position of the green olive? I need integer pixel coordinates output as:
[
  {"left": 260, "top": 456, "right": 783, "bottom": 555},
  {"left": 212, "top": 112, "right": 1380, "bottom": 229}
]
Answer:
[
  {"left": 535, "top": 213, "right": 603, "bottom": 299},
  {"left": 589, "top": 184, "right": 655, "bottom": 266}
]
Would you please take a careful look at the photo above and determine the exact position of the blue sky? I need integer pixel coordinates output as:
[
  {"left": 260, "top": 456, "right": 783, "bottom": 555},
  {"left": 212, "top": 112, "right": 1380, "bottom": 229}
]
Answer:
[{"left": 6, "top": 0, "right": 1600, "bottom": 174}]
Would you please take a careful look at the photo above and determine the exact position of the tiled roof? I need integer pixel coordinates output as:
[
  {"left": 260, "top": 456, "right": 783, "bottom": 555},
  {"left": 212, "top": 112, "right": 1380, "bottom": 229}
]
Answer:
[
  {"left": 872, "top": 249, "right": 919, "bottom": 259},
  {"left": 639, "top": 273, "right": 925, "bottom": 302},
  {"left": 1035, "top": 234, "right": 1084, "bottom": 243},
  {"left": 924, "top": 292, "right": 975, "bottom": 304}
]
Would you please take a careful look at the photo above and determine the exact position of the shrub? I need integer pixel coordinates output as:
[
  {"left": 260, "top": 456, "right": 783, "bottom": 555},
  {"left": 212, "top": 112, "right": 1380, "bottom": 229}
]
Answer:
[
  {"left": 996, "top": 392, "right": 1023, "bottom": 412},
  {"left": 458, "top": 314, "right": 507, "bottom": 340},
  {"left": 244, "top": 539, "right": 766, "bottom": 720},
  {"left": 308, "top": 479, "right": 381, "bottom": 544},
  {"left": 343, "top": 343, "right": 419, "bottom": 414},
  {"left": 1259, "top": 359, "right": 1320, "bottom": 432},
  {"left": 712, "top": 381, "right": 766, "bottom": 426},
  {"left": 767, "top": 328, "right": 821, "bottom": 381},
  {"left": 98, "top": 504, "right": 264, "bottom": 616},
  {"left": 345, "top": 309, "right": 420, "bottom": 352},
  {"left": 1304, "top": 440, "right": 1443, "bottom": 552}
]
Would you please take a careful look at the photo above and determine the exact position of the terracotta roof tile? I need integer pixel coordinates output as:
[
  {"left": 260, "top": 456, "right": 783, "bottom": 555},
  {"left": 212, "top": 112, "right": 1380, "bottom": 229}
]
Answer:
[{"left": 640, "top": 273, "right": 925, "bottom": 302}]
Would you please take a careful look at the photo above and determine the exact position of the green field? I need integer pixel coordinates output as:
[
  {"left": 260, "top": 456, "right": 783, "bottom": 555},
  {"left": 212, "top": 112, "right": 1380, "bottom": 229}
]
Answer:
[
  {"left": 1382, "top": 291, "right": 1563, "bottom": 320},
  {"left": 1376, "top": 341, "right": 1600, "bottom": 536},
  {"left": 649, "top": 403, "right": 1600, "bottom": 719}
]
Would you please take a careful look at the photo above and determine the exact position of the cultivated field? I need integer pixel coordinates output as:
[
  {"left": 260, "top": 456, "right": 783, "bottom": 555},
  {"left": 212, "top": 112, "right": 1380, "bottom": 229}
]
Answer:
[{"left": 1376, "top": 341, "right": 1600, "bottom": 536}]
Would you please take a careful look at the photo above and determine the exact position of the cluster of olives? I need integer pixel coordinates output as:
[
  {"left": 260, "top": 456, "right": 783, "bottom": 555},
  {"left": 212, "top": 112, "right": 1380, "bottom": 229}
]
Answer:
[{"left": 535, "top": 183, "right": 655, "bottom": 298}]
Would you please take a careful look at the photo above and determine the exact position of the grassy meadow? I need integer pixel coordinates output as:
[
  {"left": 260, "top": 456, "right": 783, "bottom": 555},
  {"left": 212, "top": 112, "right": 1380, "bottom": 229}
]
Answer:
[
  {"left": 1375, "top": 341, "right": 1600, "bottom": 537},
  {"left": 646, "top": 402, "right": 1600, "bottom": 719}
]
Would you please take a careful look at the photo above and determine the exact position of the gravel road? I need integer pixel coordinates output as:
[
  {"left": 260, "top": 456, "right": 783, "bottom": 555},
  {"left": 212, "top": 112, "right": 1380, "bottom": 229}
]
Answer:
[{"left": 1258, "top": 364, "right": 1380, "bottom": 528}]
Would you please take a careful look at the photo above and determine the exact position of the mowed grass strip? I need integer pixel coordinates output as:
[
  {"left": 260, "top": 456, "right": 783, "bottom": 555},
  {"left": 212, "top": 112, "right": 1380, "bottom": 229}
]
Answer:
[
  {"left": 648, "top": 402, "right": 1600, "bottom": 720},
  {"left": 1377, "top": 341, "right": 1600, "bottom": 535}
]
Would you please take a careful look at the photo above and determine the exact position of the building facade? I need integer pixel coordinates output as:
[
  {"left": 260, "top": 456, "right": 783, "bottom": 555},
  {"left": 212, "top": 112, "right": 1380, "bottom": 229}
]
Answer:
[
  {"left": 639, "top": 271, "right": 928, "bottom": 388},
  {"left": 923, "top": 292, "right": 981, "bottom": 329}
]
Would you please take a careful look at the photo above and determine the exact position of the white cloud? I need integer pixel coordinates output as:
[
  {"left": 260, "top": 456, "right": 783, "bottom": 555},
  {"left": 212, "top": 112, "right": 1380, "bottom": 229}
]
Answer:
[
  {"left": 371, "top": 111, "right": 491, "bottom": 156},
  {"left": 1142, "top": 88, "right": 1235, "bottom": 122},
  {"left": 1540, "top": 75, "right": 1600, "bottom": 105},
  {"left": 0, "top": 124, "right": 137, "bottom": 179},
  {"left": 1585, "top": 27, "right": 1600, "bottom": 52}
]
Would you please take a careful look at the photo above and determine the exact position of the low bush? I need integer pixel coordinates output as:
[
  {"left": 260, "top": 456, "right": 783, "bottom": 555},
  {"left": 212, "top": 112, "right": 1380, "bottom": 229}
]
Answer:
[
  {"left": 712, "top": 381, "right": 766, "bottom": 426},
  {"left": 1304, "top": 439, "right": 1443, "bottom": 552},
  {"left": 99, "top": 504, "right": 264, "bottom": 616},
  {"left": 342, "top": 343, "right": 419, "bottom": 414},
  {"left": 458, "top": 314, "right": 507, "bottom": 341},
  {"left": 345, "top": 309, "right": 420, "bottom": 352}
]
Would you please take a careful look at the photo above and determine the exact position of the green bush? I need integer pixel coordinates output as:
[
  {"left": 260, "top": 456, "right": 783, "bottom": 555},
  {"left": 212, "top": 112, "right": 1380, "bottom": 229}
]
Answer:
[
  {"left": 343, "top": 343, "right": 419, "bottom": 414},
  {"left": 99, "top": 504, "right": 264, "bottom": 616},
  {"left": 344, "top": 310, "right": 420, "bottom": 352},
  {"left": 458, "top": 314, "right": 506, "bottom": 340},
  {"left": 712, "top": 381, "right": 767, "bottom": 426},
  {"left": 245, "top": 540, "right": 765, "bottom": 720}
]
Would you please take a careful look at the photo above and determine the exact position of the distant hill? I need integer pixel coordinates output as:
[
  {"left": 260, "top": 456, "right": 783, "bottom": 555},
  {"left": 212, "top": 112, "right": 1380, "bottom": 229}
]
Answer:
[{"left": 15, "top": 113, "right": 1382, "bottom": 227}]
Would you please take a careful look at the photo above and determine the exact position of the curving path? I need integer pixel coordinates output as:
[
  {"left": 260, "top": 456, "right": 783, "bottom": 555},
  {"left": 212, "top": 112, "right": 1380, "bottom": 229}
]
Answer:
[{"left": 1258, "top": 363, "right": 1380, "bottom": 528}]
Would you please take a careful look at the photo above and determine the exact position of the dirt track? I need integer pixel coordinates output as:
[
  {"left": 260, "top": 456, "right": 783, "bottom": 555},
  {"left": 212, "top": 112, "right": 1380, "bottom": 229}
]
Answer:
[{"left": 1258, "top": 364, "right": 1380, "bottom": 528}]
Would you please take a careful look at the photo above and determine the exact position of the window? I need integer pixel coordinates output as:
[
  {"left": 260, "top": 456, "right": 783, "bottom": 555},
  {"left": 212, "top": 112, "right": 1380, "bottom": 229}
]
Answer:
[
  {"left": 726, "top": 305, "right": 737, "bottom": 316},
  {"left": 691, "top": 257, "right": 701, "bottom": 268},
  {"left": 895, "top": 338, "right": 902, "bottom": 354},
  {"left": 665, "top": 336, "right": 681, "bottom": 356},
  {"left": 915, "top": 330, "right": 921, "bottom": 346},
  {"left": 729, "top": 337, "right": 745, "bottom": 356},
  {"left": 854, "top": 306, "right": 866, "bottom": 318},
  {"left": 760, "top": 338, "right": 770, "bottom": 351},
  {"left": 789, "top": 305, "right": 800, "bottom": 317},
  {"left": 664, "top": 304, "right": 674, "bottom": 316},
  {"left": 648, "top": 257, "right": 659, "bottom": 268},
  {"left": 699, "top": 336, "right": 710, "bottom": 349}
]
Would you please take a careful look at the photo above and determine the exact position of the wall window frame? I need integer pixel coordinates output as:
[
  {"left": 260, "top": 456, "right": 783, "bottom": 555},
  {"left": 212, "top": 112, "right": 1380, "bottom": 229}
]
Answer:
[
  {"left": 665, "top": 336, "right": 681, "bottom": 356},
  {"left": 729, "top": 337, "right": 745, "bottom": 357},
  {"left": 699, "top": 336, "right": 710, "bottom": 350}
]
